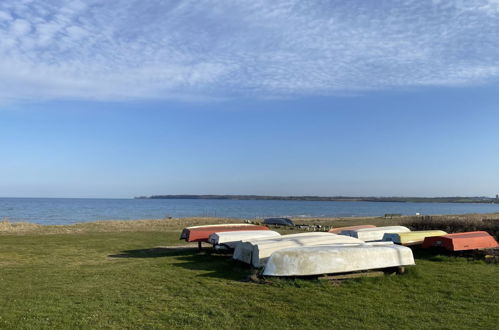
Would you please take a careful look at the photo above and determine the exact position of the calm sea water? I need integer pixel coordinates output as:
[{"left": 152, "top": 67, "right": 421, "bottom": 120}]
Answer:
[{"left": 1, "top": 198, "right": 499, "bottom": 225}]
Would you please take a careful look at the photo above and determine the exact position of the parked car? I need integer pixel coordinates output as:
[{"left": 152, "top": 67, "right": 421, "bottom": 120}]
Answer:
[{"left": 263, "top": 217, "right": 294, "bottom": 226}]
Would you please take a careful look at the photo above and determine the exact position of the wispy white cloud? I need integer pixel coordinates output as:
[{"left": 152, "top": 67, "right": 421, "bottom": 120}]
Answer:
[{"left": 0, "top": 0, "right": 498, "bottom": 102}]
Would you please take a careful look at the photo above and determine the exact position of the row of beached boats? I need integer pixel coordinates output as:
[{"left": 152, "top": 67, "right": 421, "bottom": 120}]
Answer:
[{"left": 179, "top": 223, "right": 499, "bottom": 277}]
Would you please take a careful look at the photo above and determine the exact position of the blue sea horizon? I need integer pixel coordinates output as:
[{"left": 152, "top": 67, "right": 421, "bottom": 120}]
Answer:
[{"left": 1, "top": 197, "right": 499, "bottom": 225}]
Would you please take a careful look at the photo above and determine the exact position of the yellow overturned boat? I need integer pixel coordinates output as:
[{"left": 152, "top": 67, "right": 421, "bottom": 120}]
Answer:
[{"left": 383, "top": 230, "right": 447, "bottom": 246}]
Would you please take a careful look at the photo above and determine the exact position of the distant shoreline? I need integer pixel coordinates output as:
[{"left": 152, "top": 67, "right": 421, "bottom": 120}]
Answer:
[{"left": 135, "top": 194, "right": 499, "bottom": 204}]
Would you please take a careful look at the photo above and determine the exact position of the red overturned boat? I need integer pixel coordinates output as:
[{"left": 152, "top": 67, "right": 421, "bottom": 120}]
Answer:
[
  {"left": 181, "top": 224, "right": 270, "bottom": 243},
  {"left": 422, "top": 231, "right": 499, "bottom": 251}
]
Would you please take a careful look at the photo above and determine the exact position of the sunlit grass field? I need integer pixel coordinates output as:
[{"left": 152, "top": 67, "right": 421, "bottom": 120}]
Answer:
[{"left": 0, "top": 217, "right": 497, "bottom": 329}]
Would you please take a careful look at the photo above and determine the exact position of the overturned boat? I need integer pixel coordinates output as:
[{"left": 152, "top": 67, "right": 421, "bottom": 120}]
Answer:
[
  {"left": 208, "top": 230, "right": 281, "bottom": 249},
  {"left": 341, "top": 226, "right": 410, "bottom": 242},
  {"left": 181, "top": 224, "right": 269, "bottom": 242},
  {"left": 250, "top": 234, "right": 363, "bottom": 268},
  {"left": 180, "top": 224, "right": 255, "bottom": 240},
  {"left": 233, "top": 232, "right": 336, "bottom": 264},
  {"left": 422, "top": 231, "right": 499, "bottom": 251},
  {"left": 329, "top": 225, "right": 376, "bottom": 234},
  {"left": 262, "top": 243, "right": 415, "bottom": 277},
  {"left": 383, "top": 230, "right": 447, "bottom": 246},
  {"left": 263, "top": 218, "right": 294, "bottom": 226}
]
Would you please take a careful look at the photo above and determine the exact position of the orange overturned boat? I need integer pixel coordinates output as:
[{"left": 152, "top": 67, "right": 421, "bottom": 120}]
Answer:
[
  {"left": 180, "top": 224, "right": 269, "bottom": 243},
  {"left": 329, "top": 225, "right": 376, "bottom": 234},
  {"left": 422, "top": 231, "right": 499, "bottom": 251}
]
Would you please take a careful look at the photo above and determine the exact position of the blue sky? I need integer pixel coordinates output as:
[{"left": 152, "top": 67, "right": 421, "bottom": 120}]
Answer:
[{"left": 1, "top": 0, "right": 499, "bottom": 198}]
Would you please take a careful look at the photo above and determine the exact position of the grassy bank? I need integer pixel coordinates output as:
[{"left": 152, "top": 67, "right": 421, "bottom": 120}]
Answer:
[
  {"left": 402, "top": 214, "right": 499, "bottom": 240},
  {"left": 0, "top": 216, "right": 498, "bottom": 329}
]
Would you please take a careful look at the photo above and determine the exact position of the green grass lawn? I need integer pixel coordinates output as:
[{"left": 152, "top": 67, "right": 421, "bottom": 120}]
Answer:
[{"left": 0, "top": 220, "right": 498, "bottom": 329}]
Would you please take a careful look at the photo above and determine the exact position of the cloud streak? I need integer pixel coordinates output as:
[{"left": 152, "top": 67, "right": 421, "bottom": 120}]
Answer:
[{"left": 0, "top": 0, "right": 499, "bottom": 102}]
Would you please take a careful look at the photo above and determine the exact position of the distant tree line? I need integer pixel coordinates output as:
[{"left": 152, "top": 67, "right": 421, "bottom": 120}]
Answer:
[{"left": 134, "top": 195, "right": 499, "bottom": 203}]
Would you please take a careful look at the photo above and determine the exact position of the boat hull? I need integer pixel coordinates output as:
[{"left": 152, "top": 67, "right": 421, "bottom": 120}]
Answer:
[
  {"left": 208, "top": 230, "right": 281, "bottom": 248},
  {"left": 180, "top": 224, "right": 255, "bottom": 240},
  {"left": 341, "top": 226, "right": 410, "bottom": 242},
  {"left": 262, "top": 244, "right": 415, "bottom": 276},
  {"left": 232, "top": 232, "right": 334, "bottom": 264},
  {"left": 182, "top": 225, "right": 269, "bottom": 242},
  {"left": 422, "top": 231, "right": 499, "bottom": 251},
  {"left": 383, "top": 230, "right": 447, "bottom": 246},
  {"left": 232, "top": 232, "right": 336, "bottom": 264},
  {"left": 251, "top": 234, "right": 363, "bottom": 268},
  {"left": 329, "top": 225, "right": 376, "bottom": 234}
]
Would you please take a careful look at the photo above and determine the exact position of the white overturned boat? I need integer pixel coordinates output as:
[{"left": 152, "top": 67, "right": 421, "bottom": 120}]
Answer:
[
  {"left": 233, "top": 232, "right": 335, "bottom": 264},
  {"left": 250, "top": 234, "right": 363, "bottom": 268},
  {"left": 262, "top": 243, "right": 415, "bottom": 277},
  {"left": 341, "top": 226, "right": 410, "bottom": 242},
  {"left": 207, "top": 230, "right": 281, "bottom": 249},
  {"left": 179, "top": 223, "right": 254, "bottom": 240}
]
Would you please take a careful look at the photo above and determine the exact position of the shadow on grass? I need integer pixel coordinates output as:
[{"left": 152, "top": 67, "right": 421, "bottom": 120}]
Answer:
[
  {"left": 109, "top": 246, "right": 198, "bottom": 258},
  {"left": 171, "top": 253, "right": 251, "bottom": 280},
  {"left": 412, "top": 248, "right": 451, "bottom": 262},
  {"left": 411, "top": 247, "right": 494, "bottom": 263},
  {"left": 109, "top": 246, "right": 251, "bottom": 280},
  {"left": 413, "top": 247, "right": 475, "bottom": 263}
]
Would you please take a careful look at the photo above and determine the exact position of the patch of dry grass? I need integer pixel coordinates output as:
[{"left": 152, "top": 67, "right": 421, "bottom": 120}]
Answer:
[
  {"left": 0, "top": 216, "right": 398, "bottom": 235},
  {"left": 403, "top": 213, "right": 499, "bottom": 239},
  {"left": 2, "top": 213, "right": 499, "bottom": 237},
  {"left": 0, "top": 217, "right": 244, "bottom": 235},
  {"left": 289, "top": 216, "right": 403, "bottom": 227},
  {"left": 0, "top": 219, "right": 43, "bottom": 233}
]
